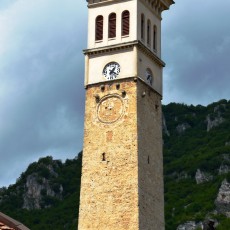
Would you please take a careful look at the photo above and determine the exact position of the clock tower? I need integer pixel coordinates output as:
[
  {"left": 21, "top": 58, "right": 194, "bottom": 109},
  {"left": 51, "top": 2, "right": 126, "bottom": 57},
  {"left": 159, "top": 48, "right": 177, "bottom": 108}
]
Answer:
[{"left": 78, "top": 0, "right": 174, "bottom": 229}]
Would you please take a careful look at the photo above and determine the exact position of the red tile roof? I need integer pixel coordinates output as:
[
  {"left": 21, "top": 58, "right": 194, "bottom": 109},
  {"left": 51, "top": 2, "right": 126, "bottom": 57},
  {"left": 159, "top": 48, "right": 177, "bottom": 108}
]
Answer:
[
  {"left": 0, "top": 213, "right": 30, "bottom": 230},
  {"left": 0, "top": 221, "right": 15, "bottom": 229}
]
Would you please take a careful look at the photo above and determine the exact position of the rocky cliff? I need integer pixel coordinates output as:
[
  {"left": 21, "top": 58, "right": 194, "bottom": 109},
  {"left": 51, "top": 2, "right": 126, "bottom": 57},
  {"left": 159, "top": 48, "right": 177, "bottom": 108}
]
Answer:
[{"left": 215, "top": 179, "right": 230, "bottom": 217}]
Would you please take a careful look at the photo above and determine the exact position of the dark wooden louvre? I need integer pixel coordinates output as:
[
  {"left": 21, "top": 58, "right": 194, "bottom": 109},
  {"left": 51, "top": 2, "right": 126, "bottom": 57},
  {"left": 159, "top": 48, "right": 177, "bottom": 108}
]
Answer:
[
  {"left": 122, "top": 10, "right": 130, "bottom": 36},
  {"left": 96, "top": 15, "right": 103, "bottom": 41},
  {"left": 109, "top": 13, "right": 116, "bottom": 38},
  {"left": 147, "top": 20, "right": 151, "bottom": 45}
]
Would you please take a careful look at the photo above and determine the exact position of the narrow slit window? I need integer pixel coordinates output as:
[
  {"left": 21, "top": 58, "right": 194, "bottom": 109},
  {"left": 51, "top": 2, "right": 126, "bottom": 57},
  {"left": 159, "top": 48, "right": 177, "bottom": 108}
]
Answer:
[
  {"left": 147, "top": 20, "right": 151, "bottom": 45},
  {"left": 95, "top": 15, "right": 103, "bottom": 41},
  {"left": 141, "top": 14, "right": 145, "bottom": 40},
  {"left": 102, "top": 153, "right": 106, "bottom": 161},
  {"left": 153, "top": 25, "right": 157, "bottom": 50},
  {"left": 122, "top": 10, "right": 130, "bottom": 36},
  {"left": 109, "top": 13, "right": 116, "bottom": 38}
]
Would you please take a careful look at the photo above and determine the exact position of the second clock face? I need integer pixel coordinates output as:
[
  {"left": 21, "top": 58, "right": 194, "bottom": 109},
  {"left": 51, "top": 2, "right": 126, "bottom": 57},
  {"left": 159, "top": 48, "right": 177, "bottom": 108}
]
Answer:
[
  {"left": 102, "top": 62, "right": 120, "bottom": 80},
  {"left": 145, "top": 69, "right": 153, "bottom": 86},
  {"left": 97, "top": 95, "right": 124, "bottom": 124}
]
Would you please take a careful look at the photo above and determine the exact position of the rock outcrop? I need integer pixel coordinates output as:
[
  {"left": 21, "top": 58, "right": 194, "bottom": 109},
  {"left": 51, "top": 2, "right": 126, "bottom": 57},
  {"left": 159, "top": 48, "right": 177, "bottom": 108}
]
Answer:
[
  {"left": 170, "top": 171, "right": 190, "bottom": 181},
  {"left": 215, "top": 179, "right": 230, "bottom": 217},
  {"left": 218, "top": 164, "right": 230, "bottom": 175},
  {"left": 177, "top": 219, "right": 218, "bottom": 230},
  {"left": 222, "top": 154, "right": 230, "bottom": 162},
  {"left": 23, "top": 174, "right": 63, "bottom": 210},
  {"left": 22, "top": 162, "right": 63, "bottom": 210},
  {"left": 195, "top": 169, "right": 213, "bottom": 184},
  {"left": 203, "top": 219, "right": 218, "bottom": 230},
  {"left": 206, "top": 114, "right": 224, "bottom": 132},
  {"left": 176, "top": 123, "right": 191, "bottom": 134},
  {"left": 177, "top": 221, "right": 202, "bottom": 230},
  {"left": 162, "top": 114, "right": 170, "bottom": 136}
]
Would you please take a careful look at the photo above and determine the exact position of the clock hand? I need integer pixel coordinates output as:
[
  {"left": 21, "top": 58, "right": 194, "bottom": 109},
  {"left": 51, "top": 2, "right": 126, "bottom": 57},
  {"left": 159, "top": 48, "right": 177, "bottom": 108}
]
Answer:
[{"left": 109, "top": 67, "right": 116, "bottom": 75}]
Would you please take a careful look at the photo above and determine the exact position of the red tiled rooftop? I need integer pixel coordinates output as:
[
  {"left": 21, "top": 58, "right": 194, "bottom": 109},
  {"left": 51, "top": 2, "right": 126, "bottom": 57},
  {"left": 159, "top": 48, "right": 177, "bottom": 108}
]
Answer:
[
  {"left": 0, "top": 221, "right": 15, "bottom": 230},
  {"left": 0, "top": 213, "right": 30, "bottom": 230}
]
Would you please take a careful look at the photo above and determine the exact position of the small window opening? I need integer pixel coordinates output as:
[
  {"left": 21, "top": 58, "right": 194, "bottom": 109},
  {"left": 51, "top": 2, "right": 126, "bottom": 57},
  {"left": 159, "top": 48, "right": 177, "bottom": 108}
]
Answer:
[
  {"left": 100, "top": 84, "right": 105, "bottom": 92},
  {"left": 109, "top": 13, "right": 116, "bottom": 38},
  {"left": 102, "top": 153, "right": 106, "bottom": 161},
  {"left": 148, "top": 156, "right": 150, "bottom": 164},
  {"left": 122, "top": 10, "right": 130, "bottom": 36},
  {"left": 95, "top": 15, "right": 103, "bottom": 41}
]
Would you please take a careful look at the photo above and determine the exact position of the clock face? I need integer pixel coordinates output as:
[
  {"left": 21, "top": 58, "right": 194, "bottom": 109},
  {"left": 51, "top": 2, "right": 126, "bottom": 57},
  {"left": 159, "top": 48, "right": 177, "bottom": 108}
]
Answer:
[
  {"left": 145, "top": 69, "right": 153, "bottom": 86},
  {"left": 97, "top": 95, "right": 124, "bottom": 124},
  {"left": 103, "top": 62, "right": 120, "bottom": 80}
]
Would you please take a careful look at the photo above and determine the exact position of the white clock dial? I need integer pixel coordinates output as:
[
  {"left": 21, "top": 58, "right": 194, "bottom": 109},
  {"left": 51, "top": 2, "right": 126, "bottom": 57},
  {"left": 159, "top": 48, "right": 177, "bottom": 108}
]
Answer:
[
  {"left": 145, "top": 69, "right": 153, "bottom": 86},
  {"left": 103, "top": 62, "right": 120, "bottom": 80}
]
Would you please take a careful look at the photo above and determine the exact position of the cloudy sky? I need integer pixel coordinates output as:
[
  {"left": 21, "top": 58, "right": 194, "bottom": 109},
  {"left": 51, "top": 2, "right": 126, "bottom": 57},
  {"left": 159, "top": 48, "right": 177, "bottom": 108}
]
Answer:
[{"left": 0, "top": 0, "right": 230, "bottom": 187}]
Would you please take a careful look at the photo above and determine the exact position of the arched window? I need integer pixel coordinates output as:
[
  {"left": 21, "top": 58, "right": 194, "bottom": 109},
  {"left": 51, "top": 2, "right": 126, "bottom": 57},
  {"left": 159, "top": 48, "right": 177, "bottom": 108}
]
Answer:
[
  {"left": 108, "top": 13, "right": 116, "bottom": 38},
  {"left": 146, "top": 68, "right": 153, "bottom": 86},
  {"left": 122, "top": 10, "right": 130, "bottom": 36},
  {"left": 95, "top": 15, "right": 103, "bottom": 41},
  {"left": 141, "top": 14, "right": 145, "bottom": 40},
  {"left": 147, "top": 20, "right": 151, "bottom": 45},
  {"left": 153, "top": 25, "right": 157, "bottom": 50}
]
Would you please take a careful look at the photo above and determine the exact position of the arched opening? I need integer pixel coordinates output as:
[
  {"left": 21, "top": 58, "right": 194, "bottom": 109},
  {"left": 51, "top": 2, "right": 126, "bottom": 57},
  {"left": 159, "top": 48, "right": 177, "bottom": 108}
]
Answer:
[
  {"left": 141, "top": 14, "right": 145, "bottom": 40},
  {"left": 146, "top": 68, "right": 153, "bottom": 86},
  {"left": 153, "top": 25, "right": 157, "bottom": 51},
  {"left": 122, "top": 10, "right": 130, "bottom": 36},
  {"left": 108, "top": 13, "right": 116, "bottom": 38},
  {"left": 147, "top": 19, "right": 151, "bottom": 45},
  {"left": 95, "top": 15, "right": 103, "bottom": 41}
]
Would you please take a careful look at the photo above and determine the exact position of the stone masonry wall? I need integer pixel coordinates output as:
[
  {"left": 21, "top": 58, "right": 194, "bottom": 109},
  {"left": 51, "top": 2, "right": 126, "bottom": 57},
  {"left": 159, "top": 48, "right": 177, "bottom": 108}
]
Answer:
[
  {"left": 137, "top": 80, "right": 164, "bottom": 230},
  {"left": 78, "top": 79, "right": 139, "bottom": 230},
  {"left": 78, "top": 78, "right": 164, "bottom": 230}
]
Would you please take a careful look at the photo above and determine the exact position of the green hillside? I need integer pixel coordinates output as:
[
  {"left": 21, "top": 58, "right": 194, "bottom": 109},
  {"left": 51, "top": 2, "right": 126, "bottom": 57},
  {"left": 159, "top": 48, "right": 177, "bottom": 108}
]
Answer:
[
  {"left": 0, "top": 154, "right": 82, "bottom": 229},
  {"left": 163, "top": 100, "right": 230, "bottom": 229},
  {"left": 0, "top": 99, "right": 230, "bottom": 229}
]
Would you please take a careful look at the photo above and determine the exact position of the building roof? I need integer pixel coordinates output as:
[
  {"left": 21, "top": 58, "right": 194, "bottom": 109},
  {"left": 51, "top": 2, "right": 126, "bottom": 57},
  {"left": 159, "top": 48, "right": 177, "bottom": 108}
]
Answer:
[
  {"left": 0, "top": 221, "right": 15, "bottom": 230},
  {"left": 0, "top": 212, "right": 30, "bottom": 230}
]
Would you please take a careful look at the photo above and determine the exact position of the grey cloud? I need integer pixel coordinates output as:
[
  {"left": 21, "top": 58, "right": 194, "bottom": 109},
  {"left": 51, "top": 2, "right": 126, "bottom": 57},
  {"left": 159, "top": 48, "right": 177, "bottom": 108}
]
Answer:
[
  {"left": 162, "top": 0, "right": 230, "bottom": 105},
  {"left": 0, "top": 0, "right": 87, "bottom": 187}
]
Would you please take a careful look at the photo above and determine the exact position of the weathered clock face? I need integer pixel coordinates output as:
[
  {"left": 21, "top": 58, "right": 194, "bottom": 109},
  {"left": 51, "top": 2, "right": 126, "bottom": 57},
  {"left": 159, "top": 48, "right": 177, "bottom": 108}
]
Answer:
[
  {"left": 102, "top": 62, "right": 120, "bottom": 80},
  {"left": 97, "top": 95, "right": 124, "bottom": 124},
  {"left": 145, "top": 69, "right": 153, "bottom": 86}
]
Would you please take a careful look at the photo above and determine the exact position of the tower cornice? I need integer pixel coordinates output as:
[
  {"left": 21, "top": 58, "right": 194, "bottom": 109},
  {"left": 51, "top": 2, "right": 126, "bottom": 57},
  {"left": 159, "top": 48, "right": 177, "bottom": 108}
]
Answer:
[
  {"left": 86, "top": 0, "right": 174, "bottom": 18},
  {"left": 86, "top": 0, "right": 131, "bottom": 8},
  {"left": 83, "top": 40, "right": 165, "bottom": 67},
  {"left": 139, "top": 0, "right": 175, "bottom": 18}
]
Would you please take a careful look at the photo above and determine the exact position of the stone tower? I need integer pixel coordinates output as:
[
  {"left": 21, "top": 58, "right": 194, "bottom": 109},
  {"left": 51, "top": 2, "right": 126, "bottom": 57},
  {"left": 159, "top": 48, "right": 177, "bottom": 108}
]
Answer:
[{"left": 78, "top": 0, "right": 174, "bottom": 229}]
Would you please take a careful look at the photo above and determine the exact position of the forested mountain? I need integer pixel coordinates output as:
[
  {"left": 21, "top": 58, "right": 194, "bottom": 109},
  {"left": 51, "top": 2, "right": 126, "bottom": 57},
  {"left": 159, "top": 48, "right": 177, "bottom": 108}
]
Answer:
[
  {"left": 163, "top": 99, "right": 230, "bottom": 230},
  {"left": 0, "top": 99, "right": 230, "bottom": 229},
  {"left": 0, "top": 154, "right": 82, "bottom": 229}
]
